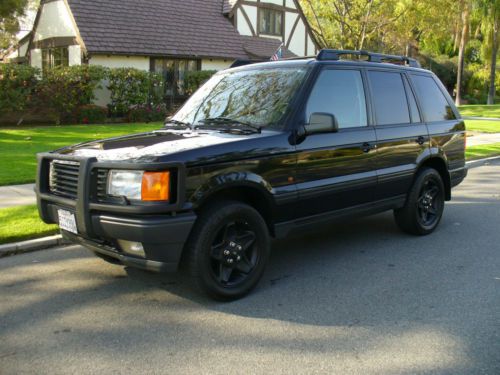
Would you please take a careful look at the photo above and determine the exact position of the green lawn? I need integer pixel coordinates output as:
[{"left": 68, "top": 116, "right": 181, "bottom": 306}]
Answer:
[
  {"left": 0, "top": 205, "right": 59, "bottom": 245},
  {"left": 464, "top": 119, "right": 500, "bottom": 133},
  {"left": 458, "top": 104, "right": 500, "bottom": 118},
  {"left": 466, "top": 142, "right": 500, "bottom": 161},
  {"left": 0, "top": 123, "right": 162, "bottom": 186}
]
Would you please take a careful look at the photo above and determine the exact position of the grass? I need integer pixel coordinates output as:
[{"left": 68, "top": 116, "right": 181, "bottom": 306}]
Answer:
[
  {"left": 0, "top": 205, "right": 59, "bottom": 245},
  {"left": 464, "top": 119, "right": 500, "bottom": 133},
  {"left": 0, "top": 123, "right": 162, "bottom": 186},
  {"left": 466, "top": 142, "right": 500, "bottom": 161},
  {"left": 458, "top": 104, "right": 500, "bottom": 118}
]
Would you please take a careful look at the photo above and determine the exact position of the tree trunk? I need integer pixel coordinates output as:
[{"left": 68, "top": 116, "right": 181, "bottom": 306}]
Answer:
[
  {"left": 456, "top": 2, "right": 470, "bottom": 106},
  {"left": 488, "top": 18, "right": 499, "bottom": 105}
]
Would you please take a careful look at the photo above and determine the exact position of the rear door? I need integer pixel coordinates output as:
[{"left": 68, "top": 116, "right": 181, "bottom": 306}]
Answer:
[
  {"left": 409, "top": 73, "right": 465, "bottom": 173},
  {"left": 366, "top": 69, "right": 429, "bottom": 201},
  {"left": 293, "top": 67, "right": 377, "bottom": 217}
]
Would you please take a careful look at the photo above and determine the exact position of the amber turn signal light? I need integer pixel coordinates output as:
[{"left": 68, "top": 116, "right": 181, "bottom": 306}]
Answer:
[{"left": 141, "top": 171, "right": 170, "bottom": 201}]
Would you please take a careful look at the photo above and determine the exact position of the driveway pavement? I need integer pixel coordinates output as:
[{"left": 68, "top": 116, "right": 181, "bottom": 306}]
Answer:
[{"left": 0, "top": 159, "right": 499, "bottom": 374}]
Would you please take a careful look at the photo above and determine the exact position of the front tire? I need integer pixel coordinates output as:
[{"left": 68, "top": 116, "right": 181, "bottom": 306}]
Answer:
[
  {"left": 394, "top": 167, "right": 445, "bottom": 235},
  {"left": 184, "top": 201, "right": 270, "bottom": 301}
]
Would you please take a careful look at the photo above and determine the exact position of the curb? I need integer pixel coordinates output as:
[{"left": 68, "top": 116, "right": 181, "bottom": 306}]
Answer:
[
  {"left": 466, "top": 155, "right": 500, "bottom": 168},
  {"left": 0, "top": 234, "right": 69, "bottom": 258}
]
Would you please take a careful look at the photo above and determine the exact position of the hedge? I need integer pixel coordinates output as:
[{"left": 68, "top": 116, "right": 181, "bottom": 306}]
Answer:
[
  {"left": 0, "top": 64, "right": 39, "bottom": 114},
  {"left": 0, "top": 64, "right": 169, "bottom": 125}
]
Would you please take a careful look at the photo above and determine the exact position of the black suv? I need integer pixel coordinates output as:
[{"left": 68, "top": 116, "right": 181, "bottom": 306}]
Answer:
[{"left": 36, "top": 50, "right": 467, "bottom": 300}]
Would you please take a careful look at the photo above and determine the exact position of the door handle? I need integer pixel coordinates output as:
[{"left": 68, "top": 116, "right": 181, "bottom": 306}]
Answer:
[
  {"left": 362, "top": 142, "right": 374, "bottom": 153},
  {"left": 416, "top": 136, "right": 426, "bottom": 145}
]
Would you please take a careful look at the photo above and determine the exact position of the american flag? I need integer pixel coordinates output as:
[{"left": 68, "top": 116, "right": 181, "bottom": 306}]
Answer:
[{"left": 270, "top": 43, "right": 284, "bottom": 61}]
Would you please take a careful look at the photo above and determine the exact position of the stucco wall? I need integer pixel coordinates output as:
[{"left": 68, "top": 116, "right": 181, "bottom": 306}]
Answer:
[
  {"left": 31, "top": 49, "right": 42, "bottom": 69},
  {"left": 19, "top": 41, "right": 29, "bottom": 57},
  {"left": 233, "top": 0, "right": 316, "bottom": 57},
  {"left": 201, "top": 59, "right": 232, "bottom": 71},
  {"left": 33, "top": 0, "right": 77, "bottom": 41},
  {"left": 68, "top": 45, "right": 81, "bottom": 66},
  {"left": 89, "top": 55, "right": 150, "bottom": 107},
  {"left": 89, "top": 55, "right": 150, "bottom": 70}
]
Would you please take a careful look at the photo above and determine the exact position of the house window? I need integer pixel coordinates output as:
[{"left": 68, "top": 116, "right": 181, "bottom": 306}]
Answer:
[
  {"left": 152, "top": 58, "right": 199, "bottom": 97},
  {"left": 42, "top": 47, "right": 69, "bottom": 71},
  {"left": 259, "top": 8, "right": 283, "bottom": 36}
]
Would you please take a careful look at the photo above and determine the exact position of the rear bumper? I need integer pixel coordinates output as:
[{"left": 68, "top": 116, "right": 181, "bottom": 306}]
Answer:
[{"left": 450, "top": 166, "right": 468, "bottom": 188}]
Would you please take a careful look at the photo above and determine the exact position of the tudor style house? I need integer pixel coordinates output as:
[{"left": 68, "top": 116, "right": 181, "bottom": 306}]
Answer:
[{"left": 18, "top": 0, "right": 319, "bottom": 103}]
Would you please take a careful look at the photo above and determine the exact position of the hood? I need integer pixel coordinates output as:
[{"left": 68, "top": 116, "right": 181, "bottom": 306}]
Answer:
[{"left": 57, "top": 128, "right": 267, "bottom": 163}]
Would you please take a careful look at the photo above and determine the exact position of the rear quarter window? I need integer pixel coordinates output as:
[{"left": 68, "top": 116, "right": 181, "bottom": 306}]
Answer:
[{"left": 410, "top": 74, "right": 456, "bottom": 122}]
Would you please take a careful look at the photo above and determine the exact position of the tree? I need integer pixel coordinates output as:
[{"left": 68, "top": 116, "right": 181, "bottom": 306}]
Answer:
[
  {"left": 455, "top": 0, "right": 472, "bottom": 106},
  {"left": 478, "top": 0, "right": 500, "bottom": 104},
  {"left": 300, "top": 0, "right": 459, "bottom": 55},
  {"left": 0, "top": 0, "right": 30, "bottom": 49}
]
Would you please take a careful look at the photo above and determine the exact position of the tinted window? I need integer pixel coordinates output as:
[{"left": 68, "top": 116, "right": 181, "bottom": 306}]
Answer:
[
  {"left": 306, "top": 69, "right": 367, "bottom": 128},
  {"left": 403, "top": 75, "right": 421, "bottom": 123},
  {"left": 368, "top": 71, "right": 410, "bottom": 125},
  {"left": 411, "top": 74, "right": 456, "bottom": 122}
]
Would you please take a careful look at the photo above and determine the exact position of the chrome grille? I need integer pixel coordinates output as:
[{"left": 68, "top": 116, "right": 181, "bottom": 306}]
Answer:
[{"left": 49, "top": 160, "right": 80, "bottom": 199}]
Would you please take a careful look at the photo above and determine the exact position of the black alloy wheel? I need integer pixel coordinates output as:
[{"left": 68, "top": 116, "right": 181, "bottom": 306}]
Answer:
[
  {"left": 209, "top": 221, "right": 259, "bottom": 286},
  {"left": 416, "top": 177, "right": 443, "bottom": 228},
  {"left": 184, "top": 201, "right": 270, "bottom": 300},
  {"left": 394, "top": 167, "right": 445, "bottom": 235}
]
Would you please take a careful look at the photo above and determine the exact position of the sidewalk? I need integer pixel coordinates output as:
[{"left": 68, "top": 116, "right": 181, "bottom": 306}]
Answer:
[
  {"left": 0, "top": 184, "right": 36, "bottom": 209},
  {"left": 467, "top": 132, "right": 500, "bottom": 146}
]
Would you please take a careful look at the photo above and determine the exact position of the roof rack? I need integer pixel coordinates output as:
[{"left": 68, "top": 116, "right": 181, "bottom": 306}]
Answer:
[{"left": 316, "top": 49, "right": 421, "bottom": 68}]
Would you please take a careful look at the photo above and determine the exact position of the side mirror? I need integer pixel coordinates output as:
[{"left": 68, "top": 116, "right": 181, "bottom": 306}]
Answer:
[{"left": 305, "top": 113, "right": 339, "bottom": 135}]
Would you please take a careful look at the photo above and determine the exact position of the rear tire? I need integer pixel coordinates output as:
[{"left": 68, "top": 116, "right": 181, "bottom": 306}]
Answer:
[
  {"left": 394, "top": 167, "right": 445, "bottom": 235},
  {"left": 184, "top": 201, "right": 270, "bottom": 301}
]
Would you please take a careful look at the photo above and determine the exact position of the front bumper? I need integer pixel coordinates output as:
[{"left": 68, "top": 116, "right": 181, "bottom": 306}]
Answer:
[
  {"left": 59, "top": 211, "right": 196, "bottom": 272},
  {"left": 36, "top": 153, "right": 196, "bottom": 272}
]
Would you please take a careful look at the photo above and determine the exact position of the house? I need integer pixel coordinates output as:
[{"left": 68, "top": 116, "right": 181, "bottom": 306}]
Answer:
[{"left": 20, "top": 0, "right": 319, "bottom": 103}]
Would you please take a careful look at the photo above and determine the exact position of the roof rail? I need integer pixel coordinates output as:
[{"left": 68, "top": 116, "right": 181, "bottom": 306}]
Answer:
[
  {"left": 230, "top": 59, "right": 266, "bottom": 68},
  {"left": 316, "top": 49, "right": 421, "bottom": 68}
]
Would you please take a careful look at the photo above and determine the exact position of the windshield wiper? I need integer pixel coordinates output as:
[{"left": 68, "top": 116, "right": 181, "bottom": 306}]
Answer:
[
  {"left": 197, "top": 117, "right": 262, "bottom": 133},
  {"left": 164, "top": 119, "right": 192, "bottom": 129}
]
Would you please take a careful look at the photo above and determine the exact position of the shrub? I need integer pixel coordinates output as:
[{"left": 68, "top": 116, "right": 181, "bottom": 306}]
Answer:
[
  {"left": 75, "top": 104, "right": 108, "bottom": 124},
  {"left": 107, "top": 68, "right": 164, "bottom": 116},
  {"left": 128, "top": 103, "right": 167, "bottom": 123},
  {"left": 0, "top": 63, "right": 39, "bottom": 114},
  {"left": 185, "top": 70, "right": 217, "bottom": 95},
  {"left": 37, "top": 65, "right": 107, "bottom": 124}
]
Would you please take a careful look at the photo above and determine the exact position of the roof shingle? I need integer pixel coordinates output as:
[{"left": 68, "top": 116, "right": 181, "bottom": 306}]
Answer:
[{"left": 68, "top": 0, "right": 248, "bottom": 59}]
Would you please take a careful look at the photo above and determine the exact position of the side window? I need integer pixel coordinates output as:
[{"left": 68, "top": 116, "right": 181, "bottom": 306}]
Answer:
[
  {"left": 367, "top": 71, "right": 410, "bottom": 125},
  {"left": 410, "top": 74, "right": 456, "bottom": 122},
  {"left": 306, "top": 69, "right": 367, "bottom": 129},
  {"left": 403, "top": 75, "right": 421, "bottom": 123}
]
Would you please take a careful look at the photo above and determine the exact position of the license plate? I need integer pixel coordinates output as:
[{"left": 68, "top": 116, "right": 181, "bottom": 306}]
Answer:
[{"left": 58, "top": 209, "right": 78, "bottom": 234}]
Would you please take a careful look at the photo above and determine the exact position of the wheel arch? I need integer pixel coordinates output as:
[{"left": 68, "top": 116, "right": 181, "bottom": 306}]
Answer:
[
  {"left": 416, "top": 156, "right": 451, "bottom": 200},
  {"left": 191, "top": 173, "right": 277, "bottom": 236}
]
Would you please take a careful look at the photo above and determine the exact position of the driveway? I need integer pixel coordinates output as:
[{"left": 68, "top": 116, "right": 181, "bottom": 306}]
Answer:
[{"left": 0, "top": 160, "right": 499, "bottom": 374}]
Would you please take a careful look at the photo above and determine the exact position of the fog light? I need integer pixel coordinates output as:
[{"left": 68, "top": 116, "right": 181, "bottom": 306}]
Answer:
[{"left": 117, "top": 240, "right": 145, "bottom": 257}]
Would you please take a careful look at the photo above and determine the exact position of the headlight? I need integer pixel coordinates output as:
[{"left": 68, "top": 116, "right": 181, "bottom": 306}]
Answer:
[{"left": 107, "top": 170, "right": 170, "bottom": 201}]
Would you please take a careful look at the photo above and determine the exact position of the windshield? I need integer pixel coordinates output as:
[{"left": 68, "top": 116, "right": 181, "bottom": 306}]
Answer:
[{"left": 171, "top": 66, "right": 309, "bottom": 129}]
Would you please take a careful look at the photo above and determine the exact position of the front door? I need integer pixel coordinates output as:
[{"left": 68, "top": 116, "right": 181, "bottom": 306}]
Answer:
[{"left": 294, "top": 68, "right": 378, "bottom": 217}]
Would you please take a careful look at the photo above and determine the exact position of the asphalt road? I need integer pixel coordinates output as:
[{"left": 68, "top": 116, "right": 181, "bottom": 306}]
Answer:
[{"left": 1, "top": 159, "right": 499, "bottom": 375}]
